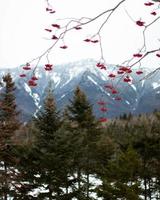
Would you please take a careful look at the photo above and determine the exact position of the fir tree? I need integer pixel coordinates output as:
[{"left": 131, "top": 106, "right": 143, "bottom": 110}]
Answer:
[
  {"left": 0, "top": 73, "right": 21, "bottom": 199},
  {"left": 132, "top": 115, "right": 160, "bottom": 200},
  {"left": 32, "top": 86, "right": 62, "bottom": 199},
  {"left": 67, "top": 86, "right": 100, "bottom": 199}
]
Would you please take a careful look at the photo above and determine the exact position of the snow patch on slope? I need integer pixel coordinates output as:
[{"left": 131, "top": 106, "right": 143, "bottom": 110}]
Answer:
[
  {"left": 24, "top": 83, "right": 32, "bottom": 95},
  {"left": 32, "top": 93, "right": 40, "bottom": 107},
  {"left": 59, "top": 94, "right": 66, "bottom": 100},
  {"left": 87, "top": 76, "right": 98, "bottom": 86},
  {"left": 126, "top": 100, "right": 130, "bottom": 105},
  {"left": 130, "top": 84, "right": 137, "bottom": 91},
  {"left": 52, "top": 73, "right": 61, "bottom": 88},
  {"left": 141, "top": 80, "right": 145, "bottom": 87},
  {"left": 152, "top": 82, "right": 160, "bottom": 89}
]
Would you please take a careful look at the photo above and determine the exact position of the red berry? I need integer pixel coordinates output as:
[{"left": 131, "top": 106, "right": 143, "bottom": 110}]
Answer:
[
  {"left": 96, "top": 62, "right": 106, "bottom": 70},
  {"left": 123, "top": 76, "right": 131, "bottom": 82},
  {"left": 60, "top": 45, "right": 68, "bottom": 49},
  {"left": 97, "top": 101, "right": 106, "bottom": 106},
  {"left": 136, "top": 20, "right": 145, "bottom": 26},
  {"left": 74, "top": 26, "right": 82, "bottom": 30},
  {"left": 117, "top": 70, "right": 124, "bottom": 74},
  {"left": 136, "top": 70, "right": 143, "bottom": 75},
  {"left": 108, "top": 73, "right": 116, "bottom": 78},
  {"left": 50, "top": 11, "right": 56, "bottom": 14},
  {"left": 23, "top": 66, "right": 31, "bottom": 70},
  {"left": 115, "top": 97, "right": 122, "bottom": 101},
  {"left": 51, "top": 24, "right": 60, "bottom": 29},
  {"left": 28, "top": 80, "right": 37, "bottom": 87},
  {"left": 99, "top": 117, "right": 108, "bottom": 122},
  {"left": 84, "top": 38, "right": 91, "bottom": 42},
  {"left": 104, "top": 85, "right": 113, "bottom": 90},
  {"left": 119, "top": 66, "right": 130, "bottom": 72},
  {"left": 133, "top": 53, "right": 143, "bottom": 58},
  {"left": 44, "top": 64, "right": 53, "bottom": 71},
  {"left": 46, "top": 8, "right": 52, "bottom": 12},
  {"left": 100, "top": 107, "right": 108, "bottom": 112},
  {"left": 144, "top": 2, "right": 154, "bottom": 6},
  {"left": 19, "top": 74, "right": 26, "bottom": 78},
  {"left": 45, "top": 29, "right": 52, "bottom": 32},
  {"left": 51, "top": 35, "right": 58, "bottom": 40},
  {"left": 31, "top": 76, "right": 38, "bottom": 81},
  {"left": 112, "top": 89, "right": 118, "bottom": 94},
  {"left": 156, "top": 53, "right": 160, "bottom": 57},
  {"left": 151, "top": 11, "right": 157, "bottom": 16},
  {"left": 91, "top": 40, "right": 99, "bottom": 43}
]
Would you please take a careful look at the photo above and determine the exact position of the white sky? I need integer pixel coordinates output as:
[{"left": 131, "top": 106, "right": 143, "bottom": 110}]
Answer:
[{"left": 0, "top": 0, "right": 160, "bottom": 68}]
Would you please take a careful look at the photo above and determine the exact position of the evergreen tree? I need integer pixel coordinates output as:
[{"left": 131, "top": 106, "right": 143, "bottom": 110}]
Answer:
[
  {"left": 53, "top": 120, "right": 78, "bottom": 199},
  {"left": 132, "top": 115, "right": 160, "bottom": 200},
  {"left": 67, "top": 86, "right": 101, "bottom": 199},
  {"left": 0, "top": 73, "right": 21, "bottom": 199},
  {"left": 12, "top": 122, "right": 41, "bottom": 199},
  {"left": 32, "top": 86, "right": 62, "bottom": 199}
]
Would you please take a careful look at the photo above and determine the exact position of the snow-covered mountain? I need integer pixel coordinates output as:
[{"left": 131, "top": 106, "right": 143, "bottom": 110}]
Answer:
[{"left": 1, "top": 59, "right": 160, "bottom": 121}]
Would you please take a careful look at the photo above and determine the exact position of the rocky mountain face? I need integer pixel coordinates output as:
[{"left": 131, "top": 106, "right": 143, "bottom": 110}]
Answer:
[{"left": 0, "top": 59, "right": 160, "bottom": 121}]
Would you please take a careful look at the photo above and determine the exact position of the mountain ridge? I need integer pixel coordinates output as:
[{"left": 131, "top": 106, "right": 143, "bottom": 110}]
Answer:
[{"left": 0, "top": 59, "right": 160, "bottom": 121}]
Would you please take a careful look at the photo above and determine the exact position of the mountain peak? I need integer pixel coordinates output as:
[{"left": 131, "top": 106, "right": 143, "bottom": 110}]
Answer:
[{"left": 0, "top": 59, "right": 160, "bottom": 121}]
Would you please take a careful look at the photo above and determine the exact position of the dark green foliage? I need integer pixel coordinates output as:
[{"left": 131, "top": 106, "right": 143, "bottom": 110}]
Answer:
[
  {"left": 32, "top": 87, "right": 63, "bottom": 199},
  {"left": 66, "top": 86, "right": 107, "bottom": 199},
  {"left": 67, "top": 86, "right": 97, "bottom": 129},
  {"left": 1, "top": 81, "right": 160, "bottom": 199},
  {"left": 98, "top": 147, "right": 142, "bottom": 200},
  {"left": 0, "top": 73, "right": 21, "bottom": 199}
]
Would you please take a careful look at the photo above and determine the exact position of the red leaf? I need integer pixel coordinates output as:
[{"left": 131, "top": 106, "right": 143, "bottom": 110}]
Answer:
[
  {"left": 136, "top": 20, "right": 145, "bottom": 26},
  {"left": 52, "top": 24, "right": 60, "bottom": 29}
]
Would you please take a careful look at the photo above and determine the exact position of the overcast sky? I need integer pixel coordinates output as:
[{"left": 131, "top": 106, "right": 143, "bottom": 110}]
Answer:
[{"left": 0, "top": 0, "right": 160, "bottom": 69}]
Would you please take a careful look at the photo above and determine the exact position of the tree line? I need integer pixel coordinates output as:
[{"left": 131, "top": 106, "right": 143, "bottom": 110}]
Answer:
[{"left": 0, "top": 73, "right": 160, "bottom": 199}]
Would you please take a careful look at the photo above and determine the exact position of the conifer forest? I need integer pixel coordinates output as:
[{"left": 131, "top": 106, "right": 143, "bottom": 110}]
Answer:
[{"left": 0, "top": 73, "right": 160, "bottom": 199}]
